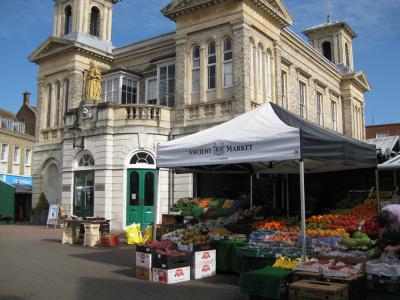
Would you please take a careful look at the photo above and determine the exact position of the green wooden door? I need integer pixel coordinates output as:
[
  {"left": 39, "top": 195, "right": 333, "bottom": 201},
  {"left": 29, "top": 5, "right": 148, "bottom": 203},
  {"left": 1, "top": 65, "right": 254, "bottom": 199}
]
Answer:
[
  {"left": 73, "top": 171, "right": 95, "bottom": 218},
  {"left": 126, "top": 169, "right": 156, "bottom": 228}
]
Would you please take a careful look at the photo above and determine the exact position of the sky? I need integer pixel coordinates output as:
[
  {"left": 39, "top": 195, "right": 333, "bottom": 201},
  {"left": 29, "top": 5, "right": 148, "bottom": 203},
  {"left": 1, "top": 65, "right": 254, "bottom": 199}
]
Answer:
[{"left": 0, "top": 0, "right": 399, "bottom": 125}]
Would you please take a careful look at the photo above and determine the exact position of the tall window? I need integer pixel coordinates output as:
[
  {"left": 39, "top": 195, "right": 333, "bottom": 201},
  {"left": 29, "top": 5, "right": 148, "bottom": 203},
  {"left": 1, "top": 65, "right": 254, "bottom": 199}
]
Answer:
[
  {"left": 55, "top": 81, "right": 61, "bottom": 127},
  {"left": 64, "top": 6, "right": 72, "bottom": 35},
  {"left": 13, "top": 146, "right": 20, "bottom": 164},
  {"left": 121, "top": 78, "right": 137, "bottom": 104},
  {"left": 266, "top": 50, "right": 272, "bottom": 97},
  {"left": 257, "top": 46, "right": 263, "bottom": 92},
  {"left": 345, "top": 43, "right": 350, "bottom": 67},
  {"left": 250, "top": 39, "right": 255, "bottom": 89},
  {"left": 102, "top": 78, "right": 119, "bottom": 102},
  {"left": 47, "top": 84, "right": 52, "bottom": 128},
  {"left": 90, "top": 7, "right": 100, "bottom": 37},
  {"left": 316, "top": 92, "right": 323, "bottom": 126},
  {"left": 322, "top": 41, "right": 332, "bottom": 61},
  {"left": 223, "top": 39, "right": 233, "bottom": 88},
  {"left": 207, "top": 42, "right": 216, "bottom": 90},
  {"left": 299, "top": 82, "right": 307, "bottom": 118},
  {"left": 146, "top": 77, "right": 157, "bottom": 105},
  {"left": 331, "top": 101, "right": 337, "bottom": 131},
  {"left": 281, "top": 71, "right": 287, "bottom": 108},
  {"left": 64, "top": 79, "right": 69, "bottom": 115},
  {"left": 159, "top": 64, "right": 175, "bottom": 107},
  {"left": 192, "top": 46, "right": 200, "bottom": 93},
  {"left": 25, "top": 149, "right": 31, "bottom": 166},
  {"left": 1, "top": 144, "right": 8, "bottom": 162}
]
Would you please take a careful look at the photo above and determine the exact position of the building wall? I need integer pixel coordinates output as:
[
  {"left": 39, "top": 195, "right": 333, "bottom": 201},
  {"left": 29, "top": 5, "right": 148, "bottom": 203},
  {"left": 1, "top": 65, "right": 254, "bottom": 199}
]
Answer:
[{"left": 366, "top": 124, "right": 400, "bottom": 139}]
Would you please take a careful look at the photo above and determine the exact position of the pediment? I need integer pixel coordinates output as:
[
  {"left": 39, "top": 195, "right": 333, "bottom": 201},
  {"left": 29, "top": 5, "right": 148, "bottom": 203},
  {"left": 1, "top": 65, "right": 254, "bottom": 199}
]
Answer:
[
  {"left": 28, "top": 37, "right": 74, "bottom": 63},
  {"left": 162, "top": 0, "right": 293, "bottom": 26}
]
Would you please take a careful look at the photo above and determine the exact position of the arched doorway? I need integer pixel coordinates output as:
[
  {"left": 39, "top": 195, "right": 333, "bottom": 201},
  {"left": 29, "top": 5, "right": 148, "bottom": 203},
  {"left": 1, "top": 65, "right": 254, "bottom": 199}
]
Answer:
[
  {"left": 125, "top": 151, "right": 156, "bottom": 228},
  {"left": 73, "top": 153, "right": 95, "bottom": 217},
  {"left": 42, "top": 161, "right": 61, "bottom": 204}
]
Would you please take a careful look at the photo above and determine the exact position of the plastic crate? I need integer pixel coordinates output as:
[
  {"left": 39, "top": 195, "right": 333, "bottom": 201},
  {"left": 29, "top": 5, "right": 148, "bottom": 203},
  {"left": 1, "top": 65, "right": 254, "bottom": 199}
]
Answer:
[{"left": 154, "top": 253, "right": 193, "bottom": 269}]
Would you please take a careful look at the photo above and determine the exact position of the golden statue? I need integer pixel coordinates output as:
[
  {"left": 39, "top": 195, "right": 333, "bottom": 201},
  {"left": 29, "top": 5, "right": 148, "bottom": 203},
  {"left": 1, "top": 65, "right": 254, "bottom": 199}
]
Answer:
[{"left": 85, "top": 61, "right": 102, "bottom": 102}]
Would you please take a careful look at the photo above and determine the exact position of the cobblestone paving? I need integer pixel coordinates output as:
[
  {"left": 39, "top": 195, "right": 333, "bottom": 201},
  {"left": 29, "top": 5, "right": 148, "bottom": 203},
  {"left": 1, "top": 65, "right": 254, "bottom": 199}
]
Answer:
[{"left": 0, "top": 225, "right": 246, "bottom": 300}]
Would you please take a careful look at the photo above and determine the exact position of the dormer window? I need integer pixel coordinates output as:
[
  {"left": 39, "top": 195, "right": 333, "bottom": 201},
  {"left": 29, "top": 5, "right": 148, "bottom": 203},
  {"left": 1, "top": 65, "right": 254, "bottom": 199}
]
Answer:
[
  {"left": 322, "top": 41, "right": 332, "bottom": 62},
  {"left": 64, "top": 6, "right": 72, "bottom": 35},
  {"left": 90, "top": 7, "right": 100, "bottom": 37}
]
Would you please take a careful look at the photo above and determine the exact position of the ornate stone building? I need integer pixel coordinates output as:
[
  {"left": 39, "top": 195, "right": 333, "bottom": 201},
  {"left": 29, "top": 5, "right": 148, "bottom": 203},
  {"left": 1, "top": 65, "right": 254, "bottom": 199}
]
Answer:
[{"left": 29, "top": 0, "right": 371, "bottom": 231}]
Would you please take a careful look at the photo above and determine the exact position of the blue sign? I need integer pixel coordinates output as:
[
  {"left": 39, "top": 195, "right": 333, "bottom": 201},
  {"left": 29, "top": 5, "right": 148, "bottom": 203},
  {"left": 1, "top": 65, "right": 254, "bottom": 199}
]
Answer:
[{"left": 0, "top": 173, "right": 32, "bottom": 187}]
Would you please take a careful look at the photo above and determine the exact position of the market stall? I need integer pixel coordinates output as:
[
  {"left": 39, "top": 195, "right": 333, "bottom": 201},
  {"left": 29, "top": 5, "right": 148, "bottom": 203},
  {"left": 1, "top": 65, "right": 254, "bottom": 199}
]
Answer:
[{"left": 156, "top": 102, "right": 377, "bottom": 258}]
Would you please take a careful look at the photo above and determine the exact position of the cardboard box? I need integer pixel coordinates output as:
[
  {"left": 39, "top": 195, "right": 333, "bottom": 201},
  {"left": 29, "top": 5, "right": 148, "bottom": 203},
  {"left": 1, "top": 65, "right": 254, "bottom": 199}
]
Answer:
[
  {"left": 136, "top": 266, "right": 152, "bottom": 282},
  {"left": 194, "top": 250, "right": 216, "bottom": 265},
  {"left": 136, "top": 252, "right": 152, "bottom": 268},
  {"left": 152, "top": 267, "right": 191, "bottom": 284},
  {"left": 192, "top": 261, "right": 216, "bottom": 279},
  {"left": 289, "top": 280, "right": 348, "bottom": 300}
]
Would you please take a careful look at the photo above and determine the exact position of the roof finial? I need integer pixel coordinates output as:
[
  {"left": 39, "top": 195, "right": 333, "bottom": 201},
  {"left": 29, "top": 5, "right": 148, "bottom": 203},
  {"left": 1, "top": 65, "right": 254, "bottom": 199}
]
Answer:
[{"left": 326, "top": 0, "right": 333, "bottom": 23}]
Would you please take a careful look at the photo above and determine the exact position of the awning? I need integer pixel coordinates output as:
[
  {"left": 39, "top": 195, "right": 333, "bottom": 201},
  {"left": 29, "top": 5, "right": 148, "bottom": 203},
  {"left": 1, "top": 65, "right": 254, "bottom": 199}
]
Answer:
[{"left": 157, "top": 103, "right": 377, "bottom": 173}]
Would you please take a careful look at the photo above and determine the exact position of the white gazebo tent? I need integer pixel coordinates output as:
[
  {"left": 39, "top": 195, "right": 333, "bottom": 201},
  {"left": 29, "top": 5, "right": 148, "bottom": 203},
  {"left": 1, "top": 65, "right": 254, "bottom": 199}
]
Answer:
[{"left": 156, "top": 103, "right": 377, "bottom": 258}]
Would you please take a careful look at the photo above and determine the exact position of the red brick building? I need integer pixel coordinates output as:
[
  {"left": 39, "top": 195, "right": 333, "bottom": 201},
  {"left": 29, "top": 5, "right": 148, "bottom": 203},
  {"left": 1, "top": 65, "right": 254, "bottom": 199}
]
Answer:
[{"left": 366, "top": 123, "right": 400, "bottom": 139}]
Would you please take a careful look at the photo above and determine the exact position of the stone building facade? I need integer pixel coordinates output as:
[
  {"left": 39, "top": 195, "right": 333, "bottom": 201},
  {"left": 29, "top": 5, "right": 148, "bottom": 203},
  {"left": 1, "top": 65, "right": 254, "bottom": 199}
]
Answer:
[{"left": 29, "top": 0, "right": 371, "bottom": 231}]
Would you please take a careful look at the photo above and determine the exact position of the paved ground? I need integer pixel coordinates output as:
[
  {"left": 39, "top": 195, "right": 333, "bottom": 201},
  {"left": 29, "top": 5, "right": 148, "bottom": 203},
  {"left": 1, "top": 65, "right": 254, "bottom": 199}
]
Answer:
[{"left": 0, "top": 225, "right": 246, "bottom": 300}]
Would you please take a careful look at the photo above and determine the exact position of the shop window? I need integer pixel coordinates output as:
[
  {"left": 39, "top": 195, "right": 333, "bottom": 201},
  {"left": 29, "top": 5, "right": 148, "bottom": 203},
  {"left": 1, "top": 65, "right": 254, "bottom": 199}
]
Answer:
[
  {"left": 79, "top": 154, "right": 95, "bottom": 167},
  {"left": 130, "top": 152, "right": 155, "bottom": 165},
  {"left": 90, "top": 7, "right": 100, "bottom": 37},
  {"left": 207, "top": 42, "right": 216, "bottom": 90},
  {"left": 192, "top": 46, "right": 200, "bottom": 93},
  {"left": 223, "top": 39, "right": 233, "bottom": 88},
  {"left": 64, "top": 6, "right": 72, "bottom": 35},
  {"left": 322, "top": 41, "right": 332, "bottom": 61}
]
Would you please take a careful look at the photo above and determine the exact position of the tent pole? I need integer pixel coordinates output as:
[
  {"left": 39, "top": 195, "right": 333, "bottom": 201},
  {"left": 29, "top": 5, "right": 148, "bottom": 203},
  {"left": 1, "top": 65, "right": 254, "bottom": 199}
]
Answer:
[
  {"left": 299, "top": 160, "right": 307, "bottom": 260},
  {"left": 375, "top": 169, "right": 381, "bottom": 213},
  {"left": 153, "top": 168, "right": 161, "bottom": 241},
  {"left": 250, "top": 174, "right": 254, "bottom": 208}
]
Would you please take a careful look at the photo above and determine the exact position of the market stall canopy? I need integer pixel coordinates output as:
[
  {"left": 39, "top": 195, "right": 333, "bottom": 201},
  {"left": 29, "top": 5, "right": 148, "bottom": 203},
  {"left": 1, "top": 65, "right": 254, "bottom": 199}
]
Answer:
[{"left": 157, "top": 103, "right": 376, "bottom": 173}]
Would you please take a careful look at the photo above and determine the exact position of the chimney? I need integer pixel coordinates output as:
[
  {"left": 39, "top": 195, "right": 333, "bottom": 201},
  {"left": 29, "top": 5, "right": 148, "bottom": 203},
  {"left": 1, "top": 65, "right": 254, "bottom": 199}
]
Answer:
[{"left": 23, "top": 90, "right": 31, "bottom": 105}]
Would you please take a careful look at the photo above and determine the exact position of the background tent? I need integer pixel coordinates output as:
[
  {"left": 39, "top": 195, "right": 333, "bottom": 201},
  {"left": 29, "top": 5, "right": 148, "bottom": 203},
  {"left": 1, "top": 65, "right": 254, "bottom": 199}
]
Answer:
[{"left": 156, "top": 103, "right": 377, "bottom": 257}]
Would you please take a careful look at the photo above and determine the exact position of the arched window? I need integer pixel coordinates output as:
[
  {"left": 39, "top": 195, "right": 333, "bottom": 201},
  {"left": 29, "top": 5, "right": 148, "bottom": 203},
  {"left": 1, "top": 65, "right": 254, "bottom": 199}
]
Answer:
[
  {"left": 192, "top": 46, "right": 200, "bottom": 93},
  {"left": 345, "top": 43, "right": 350, "bottom": 67},
  {"left": 322, "top": 41, "right": 332, "bottom": 61},
  {"left": 55, "top": 81, "right": 61, "bottom": 127},
  {"left": 223, "top": 39, "right": 233, "bottom": 88},
  {"left": 207, "top": 42, "right": 216, "bottom": 90},
  {"left": 130, "top": 152, "right": 155, "bottom": 165},
  {"left": 266, "top": 49, "right": 272, "bottom": 97},
  {"left": 257, "top": 45, "right": 263, "bottom": 93},
  {"left": 79, "top": 154, "right": 95, "bottom": 167},
  {"left": 47, "top": 84, "right": 52, "bottom": 128},
  {"left": 64, "top": 6, "right": 72, "bottom": 35},
  {"left": 90, "top": 7, "right": 100, "bottom": 37},
  {"left": 249, "top": 39, "right": 255, "bottom": 90}
]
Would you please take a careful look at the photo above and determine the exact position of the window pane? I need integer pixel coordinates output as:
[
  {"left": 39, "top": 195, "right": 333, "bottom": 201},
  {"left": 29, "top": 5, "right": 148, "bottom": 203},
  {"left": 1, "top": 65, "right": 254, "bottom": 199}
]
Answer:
[
  {"left": 129, "top": 172, "right": 139, "bottom": 206},
  {"left": 144, "top": 172, "right": 155, "bottom": 206}
]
